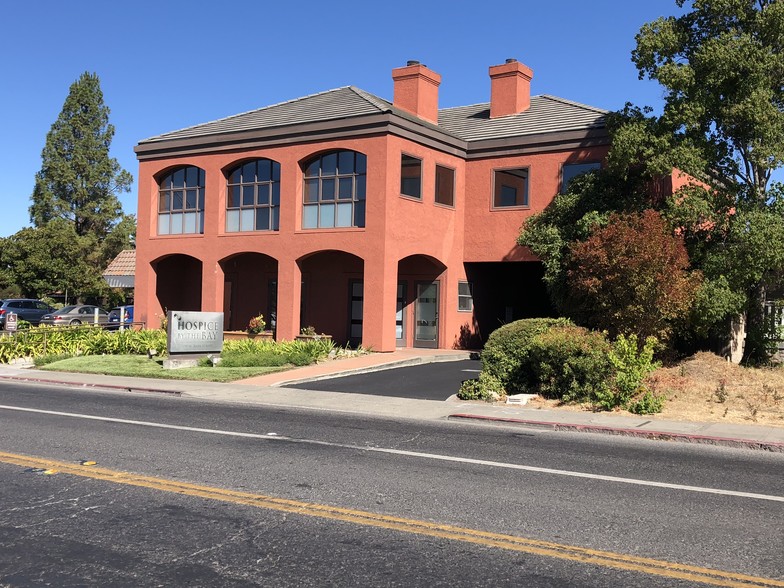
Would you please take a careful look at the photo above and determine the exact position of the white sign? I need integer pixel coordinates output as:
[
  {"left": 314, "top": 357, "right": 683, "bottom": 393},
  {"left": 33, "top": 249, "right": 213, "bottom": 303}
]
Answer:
[
  {"left": 166, "top": 311, "right": 224, "bottom": 355},
  {"left": 5, "top": 312, "right": 17, "bottom": 332}
]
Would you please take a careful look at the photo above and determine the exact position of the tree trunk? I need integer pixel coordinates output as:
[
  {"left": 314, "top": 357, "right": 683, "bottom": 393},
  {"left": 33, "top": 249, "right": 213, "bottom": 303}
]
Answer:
[{"left": 741, "top": 281, "right": 769, "bottom": 364}]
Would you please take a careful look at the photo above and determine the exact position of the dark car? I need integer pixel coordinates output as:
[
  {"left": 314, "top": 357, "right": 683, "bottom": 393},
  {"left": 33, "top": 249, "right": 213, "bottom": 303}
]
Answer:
[
  {"left": 0, "top": 299, "right": 55, "bottom": 328},
  {"left": 107, "top": 305, "right": 134, "bottom": 329},
  {"left": 39, "top": 305, "right": 110, "bottom": 326}
]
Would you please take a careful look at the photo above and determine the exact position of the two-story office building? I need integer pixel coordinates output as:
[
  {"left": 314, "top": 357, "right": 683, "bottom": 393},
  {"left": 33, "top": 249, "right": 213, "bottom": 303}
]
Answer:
[{"left": 133, "top": 59, "right": 610, "bottom": 352}]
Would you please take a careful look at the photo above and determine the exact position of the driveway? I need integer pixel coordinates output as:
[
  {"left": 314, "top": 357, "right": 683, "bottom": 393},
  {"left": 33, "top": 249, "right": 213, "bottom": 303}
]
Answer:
[{"left": 284, "top": 358, "right": 481, "bottom": 401}]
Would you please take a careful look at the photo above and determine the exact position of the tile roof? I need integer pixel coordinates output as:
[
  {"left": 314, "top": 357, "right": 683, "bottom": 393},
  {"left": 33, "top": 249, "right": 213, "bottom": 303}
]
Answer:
[
  {"left": 437, "top": 95, "right": 607, "bottom": 141},
  {"left": 103, "top": 249, "right": 136, "bottom": 276},
  {"left": 138, "top": 87, "right": 607, "bottom": 146},
  {"left": 140, "top": 87, "right": 394, "bottom": 144}
]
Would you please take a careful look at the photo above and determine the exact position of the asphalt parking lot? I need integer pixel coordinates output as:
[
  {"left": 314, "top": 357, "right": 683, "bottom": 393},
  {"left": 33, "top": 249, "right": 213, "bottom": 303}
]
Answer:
[{"left": 284, "top": 358, "right": 482, "bottom": 401}]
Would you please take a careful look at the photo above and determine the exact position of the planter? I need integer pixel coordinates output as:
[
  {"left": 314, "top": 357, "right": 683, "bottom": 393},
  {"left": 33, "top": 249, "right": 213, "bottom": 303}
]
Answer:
[
  {"left": 295, "top": 334, "right": 332, "bottom": 342},
  {"left": 223, "top": 330, "right": 274, "bottom": 341}
]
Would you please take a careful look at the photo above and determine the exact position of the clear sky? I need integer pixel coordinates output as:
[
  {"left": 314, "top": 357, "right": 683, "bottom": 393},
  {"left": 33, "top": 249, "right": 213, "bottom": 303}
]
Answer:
[{"left": 0, "top": 0, "right": 689, "bottom": 238}]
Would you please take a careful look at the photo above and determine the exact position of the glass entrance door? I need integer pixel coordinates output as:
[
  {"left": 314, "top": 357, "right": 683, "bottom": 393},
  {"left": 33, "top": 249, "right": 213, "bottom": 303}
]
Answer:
[
  {"left": 396, "top": 283, "right": 406, "bottom": 347},
  {"left": 414, "top": 282, "right": 438, "bottom": 348}
]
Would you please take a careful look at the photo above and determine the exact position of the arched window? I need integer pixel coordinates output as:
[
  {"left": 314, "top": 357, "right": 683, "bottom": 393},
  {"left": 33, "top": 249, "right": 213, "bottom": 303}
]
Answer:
[
  {"left": 302, "top": 150, "right": 366, "bottom": 229},
  {"left": 157, "top": 166, "right": 205, "bottom": 235},
  {"left": 226, "top": 159, "right": 281, "bottom": 232}
]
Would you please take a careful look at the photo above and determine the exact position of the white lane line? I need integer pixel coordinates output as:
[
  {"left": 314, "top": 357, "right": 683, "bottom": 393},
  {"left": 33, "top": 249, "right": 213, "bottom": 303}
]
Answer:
[{"left": 2, "top": 404, "right": 782, "bottom": 503}]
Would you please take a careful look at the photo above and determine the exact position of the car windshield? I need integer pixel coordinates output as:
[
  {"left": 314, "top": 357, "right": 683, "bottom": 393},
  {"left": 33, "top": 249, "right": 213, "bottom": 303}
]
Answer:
[{"left": 57, "top": 306, "right": 78, "bottom": 314}]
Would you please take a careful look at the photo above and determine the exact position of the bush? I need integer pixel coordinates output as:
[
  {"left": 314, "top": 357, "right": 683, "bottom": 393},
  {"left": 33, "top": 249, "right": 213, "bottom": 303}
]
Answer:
[
  {"left": 457, "top": 372, "right": 505, "bottom": 401},
  {"left": 0, "top": 327, "right": 168, "bottom": 364},
  {"left": 593, "top": 334, "right": 663, "bottom": 412},
  {"left": 526, "top": 326, "right": 613, "bottom": 401},
  {"left": 482, "top": 318, "right": 574, "bottom": 395}
]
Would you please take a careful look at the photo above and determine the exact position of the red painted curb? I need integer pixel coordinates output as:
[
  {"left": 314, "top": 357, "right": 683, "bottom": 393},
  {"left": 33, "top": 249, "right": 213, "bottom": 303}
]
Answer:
[
  {"left": 448, "top": 413, "right": 784, "bottom": 452},
  {"left": 0, "top": 375, "right": 181, "bottom": 396}
]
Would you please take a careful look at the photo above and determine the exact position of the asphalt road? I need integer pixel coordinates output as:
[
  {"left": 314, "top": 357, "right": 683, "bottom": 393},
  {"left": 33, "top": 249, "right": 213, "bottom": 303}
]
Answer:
[
  {"left": 286, "top": 358, "right": 482, "bottom": 400},
  {"left": 0, "top": 381, "right": 782, "bottom": 587}
]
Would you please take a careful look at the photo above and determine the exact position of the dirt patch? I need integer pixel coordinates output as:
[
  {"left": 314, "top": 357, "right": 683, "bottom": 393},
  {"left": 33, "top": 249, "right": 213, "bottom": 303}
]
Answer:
[{"left": 524, "top": 352, "right": 784, "bottom": 428}]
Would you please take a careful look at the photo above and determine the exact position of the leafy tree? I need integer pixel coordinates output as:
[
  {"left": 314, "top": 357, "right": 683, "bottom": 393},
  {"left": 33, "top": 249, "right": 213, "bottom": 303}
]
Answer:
[
  {"left": 0, "top": 221, "right": 101, "bottom": 301},
  {"left": 613, "top": 0, "right": 784, "bottom": 362},
  {"left": 30, "top": 72, "right": 133, "bottom": 239},
  {"left": 14, "top": 72, "right": 135, "bottom": 303},
  {"left": 565, "top": 210, "right": 702, "bottom": 344}
]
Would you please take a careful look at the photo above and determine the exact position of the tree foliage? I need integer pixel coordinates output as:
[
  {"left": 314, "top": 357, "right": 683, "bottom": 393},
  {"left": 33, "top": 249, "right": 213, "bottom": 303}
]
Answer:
[
  {"left": 0, "top": 220, "right": 100, "bottom": 299},
  {"left": 7, "top": 72, "right": 135, "bottom": 303},
  {"left": 565, "top": 210, "right": 702, "bottom": 343},
  {"left": 29, "top": 71, "right": 133, "bottom": 239}
]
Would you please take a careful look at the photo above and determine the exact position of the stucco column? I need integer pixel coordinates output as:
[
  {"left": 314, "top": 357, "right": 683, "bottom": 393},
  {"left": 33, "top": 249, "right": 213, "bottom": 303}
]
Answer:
[
  {"left": 276, "top": 257, "right": 302, "bottom": 341},
  {"left": 201, "top": 257, "right": 224, "bottom": 314},
  {"left": 134, "top": 247, "right": 160, "bottom": 330},
  {"left": 362, "top": 255, "right": 398, "bottom": 352}
]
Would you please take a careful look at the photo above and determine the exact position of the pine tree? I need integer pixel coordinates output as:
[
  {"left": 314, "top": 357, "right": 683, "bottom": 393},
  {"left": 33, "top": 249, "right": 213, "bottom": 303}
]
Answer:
[{"left": 30, "top": 72, "right": 133, "bottom": 239}]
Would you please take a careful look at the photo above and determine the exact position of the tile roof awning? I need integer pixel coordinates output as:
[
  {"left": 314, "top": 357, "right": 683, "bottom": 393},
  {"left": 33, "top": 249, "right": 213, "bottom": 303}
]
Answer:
[{"left": 103, "top": 249, "right": 135, "bottom": 288}]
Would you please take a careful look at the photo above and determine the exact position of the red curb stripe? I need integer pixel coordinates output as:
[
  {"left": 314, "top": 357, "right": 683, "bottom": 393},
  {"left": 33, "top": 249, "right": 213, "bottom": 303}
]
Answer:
[{"left": 448, "top": 413, "right": 784, "bottom": 452}]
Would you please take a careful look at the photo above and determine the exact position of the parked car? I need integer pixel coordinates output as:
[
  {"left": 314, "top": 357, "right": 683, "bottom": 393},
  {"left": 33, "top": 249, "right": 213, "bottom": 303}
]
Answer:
[
  {"left": 0, "top": 299, "right": 55, "bottom": 328},
  {"left": 39, "top": 305, "right": 110, "bottom": 326},
  {"left": 107, "top": 305, "right": 134, "bottom": 329}
]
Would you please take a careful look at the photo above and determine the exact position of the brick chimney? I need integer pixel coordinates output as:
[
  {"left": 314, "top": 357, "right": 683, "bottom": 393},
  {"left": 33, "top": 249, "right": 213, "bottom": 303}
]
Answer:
[
  {"left": 391, "top": 61, "right": 441, "bottom": 125},
  {"left": 489, "top": 58, "right": 533, "bottom": 118}
]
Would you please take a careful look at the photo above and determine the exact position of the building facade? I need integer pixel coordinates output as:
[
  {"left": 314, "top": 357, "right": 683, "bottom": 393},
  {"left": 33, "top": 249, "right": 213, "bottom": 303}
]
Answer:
[{"left": 134, "top": 59, "right": 610, "bottom": 352}]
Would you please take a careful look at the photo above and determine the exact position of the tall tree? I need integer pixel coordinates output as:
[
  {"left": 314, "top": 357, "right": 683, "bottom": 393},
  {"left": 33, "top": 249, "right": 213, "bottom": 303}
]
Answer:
[
  {"left": 607, "top": 0, "right": 784, "bottom": 362},
  {"left": 30, "top": 72, "right": 133, "bottom": 239}
]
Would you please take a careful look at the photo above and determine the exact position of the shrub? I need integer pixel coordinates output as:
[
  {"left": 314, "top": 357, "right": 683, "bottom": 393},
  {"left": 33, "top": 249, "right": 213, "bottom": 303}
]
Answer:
[
  {"left": 457, "top": 372, "right": 504, "bottom": 402},
  {"left": 526, "top": 325, "right": 613, "bottom": 401},
  {"left": 0, "top": 327, "right": 168, "bottom": 364},
  {"left": 482, "top": 318, "right": 574, "bottom": 395},
  {"left": 219, "top": 350, "right": 290, "bottom": 368},
  {"left": 566, "top": 209, "right": 702, "bottom": 344},
  {"left": 593, "top": 334, "right": 664, "bottom": 412}
]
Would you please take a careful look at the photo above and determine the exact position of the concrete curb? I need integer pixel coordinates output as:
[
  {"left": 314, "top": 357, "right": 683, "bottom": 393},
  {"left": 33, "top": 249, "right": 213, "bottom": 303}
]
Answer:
[
  {"left": 448, "top": 413, "right": 784, "bottom": 453},
  {"left": 0, "top": 374, "right": 181, "bottom": 396}
]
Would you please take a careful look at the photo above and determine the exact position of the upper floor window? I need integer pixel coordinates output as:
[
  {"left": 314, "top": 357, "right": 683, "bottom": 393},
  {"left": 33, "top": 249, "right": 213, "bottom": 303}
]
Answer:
[
  {"left": 493, "top": 167, "right": 529, "bottom": 208},
  {"left": 401, "top": 154, "right": 422, "bottom": 199},
  {"left": 303, "top": 150, "right": 366, "bottom": 229},
  {"left": 435, "top": 165, "right": 455, "bottom": 207},
  {"left": 226, "top": 159, "right": 281, "bottom": 232},
  {"left": 561, "top": 162, "right": 601, "bottom": 193},
  {"left": 158, "top": 166, "right": 205, "bottom": 235}
]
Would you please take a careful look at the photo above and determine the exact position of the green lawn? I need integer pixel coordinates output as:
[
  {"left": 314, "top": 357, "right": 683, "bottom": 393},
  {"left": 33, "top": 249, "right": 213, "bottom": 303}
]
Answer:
[{"left": 38, "top": 355, "right": 289, "bottom": 383}]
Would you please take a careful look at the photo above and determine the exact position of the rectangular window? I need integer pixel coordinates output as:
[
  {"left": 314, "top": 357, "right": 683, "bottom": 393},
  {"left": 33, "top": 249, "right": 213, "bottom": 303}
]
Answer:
[
  {"left": 458, "top": 281, "right": 473, "bottom": 312},
  {"left": 401, "top": 154, "right": 422, "bottom": 199},
  {"left": 435, "top": 165, "right": 454, "bottom": 207},
  {"left": 493, "top": 168, "right": 529, "bottom": 208},
  {"left": 561, "top": 162, "right": 601, "bottom": 193}
]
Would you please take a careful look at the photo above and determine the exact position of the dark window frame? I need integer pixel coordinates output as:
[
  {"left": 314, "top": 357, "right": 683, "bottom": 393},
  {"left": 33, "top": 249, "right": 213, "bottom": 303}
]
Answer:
[
  {"left": 400, "top": 153, "right": 422, "bottom": 200},
  {"left": 492, "top": 167, "right": 530, "bottom": 209},
  {"left": 435, "top": 164, "right": 455, "bottom": 207},
  {"left": 157, "top": 166, "right": 206, "bottom": 235},
  {"left": 226, "top": 158, "right": 281, "bottom": 232},
  {"left": 560, "top": 161, "right": 601, "bottom": 194},
  {"left": 302, "top": 150, "right": 367, "bottom": 229}
]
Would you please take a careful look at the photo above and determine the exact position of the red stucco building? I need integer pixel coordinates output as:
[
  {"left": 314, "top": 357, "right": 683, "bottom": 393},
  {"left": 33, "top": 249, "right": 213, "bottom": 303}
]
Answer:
[{"left": 133, "top": 59, "right": 610, "bottom": 352}]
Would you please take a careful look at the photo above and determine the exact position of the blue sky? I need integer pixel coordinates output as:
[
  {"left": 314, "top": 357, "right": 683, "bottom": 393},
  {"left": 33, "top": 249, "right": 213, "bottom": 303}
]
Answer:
[{"left": 0, "top": 1, "right": 688, "bottom": 238}]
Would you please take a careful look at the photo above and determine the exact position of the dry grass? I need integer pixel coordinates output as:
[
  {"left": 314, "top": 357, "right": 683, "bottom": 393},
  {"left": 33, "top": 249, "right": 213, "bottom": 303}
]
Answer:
[
  {"left": 526, "top": 352, "right": 784, "bottom": 427},
  {"left": 648, "top": 352, "right": 784, "bottom": 427}
]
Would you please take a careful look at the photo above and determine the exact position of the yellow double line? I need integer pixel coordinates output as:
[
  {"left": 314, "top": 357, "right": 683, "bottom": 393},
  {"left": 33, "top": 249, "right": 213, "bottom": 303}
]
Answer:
[{"left": 1, "top": 450, "right": 781, "bottom": 587}]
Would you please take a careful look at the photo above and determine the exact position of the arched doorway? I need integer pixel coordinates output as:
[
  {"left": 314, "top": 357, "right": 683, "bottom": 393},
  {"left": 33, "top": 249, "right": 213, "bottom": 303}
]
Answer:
[
  {"left": 153, "top": 254, "right": 203, "bottom": 320},
  {"left": 398, "top": 255, "right": 447, "bottom": 348},
  {"left": 298, "top": 250, "right": 364, "bottom": 347},
  {"left": 219, "top": 253, "right": 278, "bottom": 332}
]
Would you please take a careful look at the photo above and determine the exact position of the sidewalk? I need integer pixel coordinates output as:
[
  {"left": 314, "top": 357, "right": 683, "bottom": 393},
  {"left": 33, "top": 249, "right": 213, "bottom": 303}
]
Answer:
[{"left": 0, "top": 351, "right": 782, "bottom": 452}]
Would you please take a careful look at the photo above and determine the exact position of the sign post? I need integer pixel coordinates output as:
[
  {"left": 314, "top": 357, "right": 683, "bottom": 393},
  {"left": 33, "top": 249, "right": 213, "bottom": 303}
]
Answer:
[{"left": 5, "top": 312, "right": 17, "bottom": 333}]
